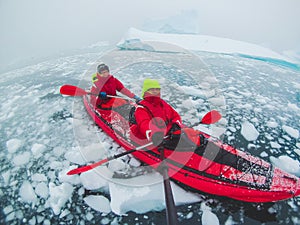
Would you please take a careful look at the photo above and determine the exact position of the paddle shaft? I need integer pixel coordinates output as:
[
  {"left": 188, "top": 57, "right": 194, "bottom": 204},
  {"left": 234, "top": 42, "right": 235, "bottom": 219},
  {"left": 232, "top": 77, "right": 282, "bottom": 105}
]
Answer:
[
  {"left": 67, "top": 141, "right": 154, "bottom": 175},
  {"left": 60, "top": 85, "right": 130, "bottom": 100},
  {"left": 159, "top": 146, "right": 179, "bottom": 225},
  {"left": 86, "top": 92, "right": 127, "bottom": 99},
  {"left": 76, "top": 91, "right": 128, "bottom": 100}
]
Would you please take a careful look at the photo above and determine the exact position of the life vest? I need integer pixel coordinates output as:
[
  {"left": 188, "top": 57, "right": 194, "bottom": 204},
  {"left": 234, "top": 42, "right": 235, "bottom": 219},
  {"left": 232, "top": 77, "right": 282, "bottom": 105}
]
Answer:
[
  {"left": 137, "top": 98, "right": 175, "bottom": 126},
  {"left": 91, "top": 73, "right": 97, "bottom": 83},
  {"left": 129, "top": 101, "right": 207, "bottom": 151}
]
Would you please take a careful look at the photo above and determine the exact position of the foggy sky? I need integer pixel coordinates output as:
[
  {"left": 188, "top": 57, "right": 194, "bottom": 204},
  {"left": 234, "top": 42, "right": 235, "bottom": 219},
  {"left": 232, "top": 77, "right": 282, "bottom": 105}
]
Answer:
[{"left": 0, "top": 0, "right": 299, "bottom": 71}]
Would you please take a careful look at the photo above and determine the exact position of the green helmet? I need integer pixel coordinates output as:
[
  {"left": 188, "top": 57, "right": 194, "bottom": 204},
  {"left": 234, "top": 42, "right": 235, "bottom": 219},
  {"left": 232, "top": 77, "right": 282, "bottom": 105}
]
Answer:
[{"left": 141, "top": 79, "right": 161, "bottom": 97}]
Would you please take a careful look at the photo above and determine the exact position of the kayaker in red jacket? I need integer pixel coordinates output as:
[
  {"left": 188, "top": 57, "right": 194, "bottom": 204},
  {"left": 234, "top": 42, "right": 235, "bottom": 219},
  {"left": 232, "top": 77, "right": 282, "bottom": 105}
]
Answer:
[
  {"left": 130, "top": 79, "right": 182, "bottom": 146},
  {"left": 91, "top": 63, "right": 141, "bottom": 108}
]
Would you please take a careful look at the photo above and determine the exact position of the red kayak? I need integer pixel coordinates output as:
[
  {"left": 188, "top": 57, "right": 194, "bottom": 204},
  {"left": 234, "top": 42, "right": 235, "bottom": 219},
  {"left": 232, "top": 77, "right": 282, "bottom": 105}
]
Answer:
[{"left": 82, "top": 94, "right": 300, "bottom": 203}]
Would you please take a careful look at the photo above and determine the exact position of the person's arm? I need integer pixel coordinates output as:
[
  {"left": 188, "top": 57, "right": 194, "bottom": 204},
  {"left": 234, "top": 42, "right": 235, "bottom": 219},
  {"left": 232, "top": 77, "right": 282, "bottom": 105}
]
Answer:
[
  {"left": 171, "top": 109, "right": 182, "bottom": 127},
  {"left": 163, "top": 100, "right": 182, "bottom": 128},
  {"left": 115, "top": 78, "right": 136, "bottom": 98}
]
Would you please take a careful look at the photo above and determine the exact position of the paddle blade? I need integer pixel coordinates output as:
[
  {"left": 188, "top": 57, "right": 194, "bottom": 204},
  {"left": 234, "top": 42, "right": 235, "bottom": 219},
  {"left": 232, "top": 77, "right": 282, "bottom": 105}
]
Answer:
[
  {"left": 200, "top": 110, "right": 222, "bottom": 124},
  {"left": 60, "top": 85, "right": 88, "bottom": 96},
  {"left": 67, "top": 158, "right": 109, "bottom": 175},
  {"left": 67, "top": 165, "right": 94, "bottom": 175}
]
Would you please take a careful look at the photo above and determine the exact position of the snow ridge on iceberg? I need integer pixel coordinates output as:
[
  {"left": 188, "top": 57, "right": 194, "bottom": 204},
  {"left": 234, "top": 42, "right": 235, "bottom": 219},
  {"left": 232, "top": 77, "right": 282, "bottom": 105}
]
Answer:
[{"left": 117, "top": 28, "right": 300, "bottom": 71}]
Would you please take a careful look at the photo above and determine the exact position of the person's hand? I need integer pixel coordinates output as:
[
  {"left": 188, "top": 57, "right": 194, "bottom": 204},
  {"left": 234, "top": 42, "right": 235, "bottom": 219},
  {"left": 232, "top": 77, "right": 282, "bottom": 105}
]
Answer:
[
  {"left": 133, "top": 95, "right": 142, "bottom": 103},
  {"left": 98, "top": 92, "right": 107, "bottom": 99},
  {"left": 169, "top": 123, "right": 181, "bottom": 133},
  {"left": 151, "top": 132, "right": 164, "bottom": 146}
]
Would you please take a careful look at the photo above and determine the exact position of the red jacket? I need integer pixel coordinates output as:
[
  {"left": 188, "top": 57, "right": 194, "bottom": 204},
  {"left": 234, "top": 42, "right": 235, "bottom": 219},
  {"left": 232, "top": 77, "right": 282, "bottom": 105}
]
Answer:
[
  {"left": 131, "top": 96, "right": 182, "bottom": 141},
  {"left": 91, "top": 74, "right": 135, "bottom": 107}
]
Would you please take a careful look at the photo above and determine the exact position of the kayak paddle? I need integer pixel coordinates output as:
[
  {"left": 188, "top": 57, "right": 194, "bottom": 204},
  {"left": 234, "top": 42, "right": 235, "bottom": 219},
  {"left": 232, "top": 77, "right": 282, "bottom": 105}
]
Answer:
[
  {"left": 67, "top": 141, "right": 154, "bottom": 175},
  {"left": 192, "top": 109, "right": 222, "bottom": 126}
]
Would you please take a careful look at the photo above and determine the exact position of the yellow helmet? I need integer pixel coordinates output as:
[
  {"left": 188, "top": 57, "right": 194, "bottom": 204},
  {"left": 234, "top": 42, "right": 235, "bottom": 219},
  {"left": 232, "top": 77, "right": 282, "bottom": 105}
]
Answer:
[{"left": 141, "top": 79, "right": 161, "bottom": 97}]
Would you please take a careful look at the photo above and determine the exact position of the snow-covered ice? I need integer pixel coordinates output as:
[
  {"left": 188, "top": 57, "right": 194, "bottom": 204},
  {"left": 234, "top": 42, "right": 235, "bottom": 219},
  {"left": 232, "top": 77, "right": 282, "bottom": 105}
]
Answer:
[
  {"left": 109, "top": 173, "right": 202, "bottom": 215},
  {"left": 201, "top": 202, "right": 219, "bottom": 225},
  {"left": 270, "top": 155, "right": 300, "bottom": 176},
  {"left": 282, "top": 125, "right": 299, "bottom": 139},
  {"left": 19, "top": 181, "right": 38, "bottom": 204},
  {"left": 47, "top": 182, "right": 74, "bottom": 215},
  {"left": 6, "top": 138, "right": 23, "bottom": 153},
  {"left": 84, "top": 195, "right": 111, "bottom": 214},
  {"left": 241, "top": 121, "right": 259, "bottom": 141}
]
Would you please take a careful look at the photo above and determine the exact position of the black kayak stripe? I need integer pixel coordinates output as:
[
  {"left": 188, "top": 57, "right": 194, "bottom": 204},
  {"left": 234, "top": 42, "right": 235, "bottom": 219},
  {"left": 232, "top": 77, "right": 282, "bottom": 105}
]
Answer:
[
  {"left": 194, "top": 140, "right": 272, "bottom": 177},
  {"left": 145, "top": 149, "right": 273, "bottom": 190}
]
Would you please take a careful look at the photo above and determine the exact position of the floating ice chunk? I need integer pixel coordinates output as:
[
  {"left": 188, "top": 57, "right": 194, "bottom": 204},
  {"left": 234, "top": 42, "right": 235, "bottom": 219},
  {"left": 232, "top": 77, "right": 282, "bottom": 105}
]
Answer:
[
  {"left": 241, "top": 121, "right": 259, "bottom": 141},
  {"left": 260, "top": 151, "right": 268, "bottom": 157},
  {"left": 3, "top": 205, "right": 14, "bottom": 215},
  {"left": 109, "top": 181, "right": 165, "bottom": 215},
  {"left": 59, "top": 209, "right": 70, "bottom": 219},
  {"left": 19, "top": 181, "right": 37, "bottom": 204},
  {"left": 31, "top": 143, "right": 46, "bottom": 158},
  {"left": 202, "top": 210, "right": 219, "bottom": 225},
  {"left": 84, "top": 195, "right": 111, "bottom": 214},
  {"left": 180, "top": 86, "right": 205, "bottom": 97},
  {"left": 2, "top": 170, "right": 11, "bottom": 186},
  {"left": 287, "top": 103, "right": 299, "bottom": 111},
  {"left": 266, "top": 121, "right": 278, "bottom": 128},
  {"left": 58, "top": 168, "right": 81, "bottom": 185},
  {"left": 80, "top": 143, "right": 106, "bottom": 162},
  {"left": 53, "top": 146, "right": 65, "bottom": 157},
  {"left": 65, "top": 143, "right": 106, "bottom": 165},
  {"left": 5, "top": 211, "right": 15, "bottom": 222},
  {"left": 270, "top": 155, "right": 300, "bottom": 176},
  {"left": 270, "top": 142, "right": 281, "bottom": 149},
  {"left": 64, "top": 148, "right": 86, "bottom": 165},
  {"left": 85, "top": 212, "right": 94, "bottom": 221},
  {"left": 282, "top": 125, "right": 299, "bottom": 139},
  {"left": 47, "top": 182, "right": 74, "bottom": 215},
  {"left": 13, "top": 152, "right": 31, "bottom": 166},
  {"left": 109, "top": 173, "right": 201, "bottom": 215},
  {"left": 32, "top": 173, "right": 47, "bottom": 182},
  {"left": 108, "top": 159, "right": 128, "bottom": 172},
  {"left": 35, "top": 182, "right": 49, "bottom": 199},
  {"left": 6, "top": 138, "right": 22, "bottom": 153},
  {"left": 80, "top": 167, "right": 111, "bottom": 190},
  {"left": 228, "top": 126, "right": 237, "bottom": 133},
  {"left": 224, "top": 215, "right": 237, "bottom": 225},
  {"left": 201, "top": 202, "right": 219, "bottom": 225},
  {"left": 186, "top": 212, "right": 193, "bottom": 219},
  {"left": 129, "top": 157, "right": 141, "bottom": 167}
]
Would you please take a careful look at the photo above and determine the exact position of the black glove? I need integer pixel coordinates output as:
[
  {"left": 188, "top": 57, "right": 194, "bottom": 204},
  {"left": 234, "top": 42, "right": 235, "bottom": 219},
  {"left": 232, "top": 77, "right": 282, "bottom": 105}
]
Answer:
[
  {"left": 98, "top": 92, "right": 107, "bottom": 99},
  {"left": 151, "top": 132, "right": 164, "bottom": 146},
  {"left": 169, "top": 123, "right": 181, "bottom": 133}
]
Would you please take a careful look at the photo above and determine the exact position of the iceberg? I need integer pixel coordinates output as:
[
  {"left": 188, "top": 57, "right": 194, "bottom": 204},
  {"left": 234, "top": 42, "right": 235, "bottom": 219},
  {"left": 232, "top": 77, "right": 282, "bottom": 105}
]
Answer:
[{"left": 117, "top": 27, "right": 299, "bottom": 70}]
